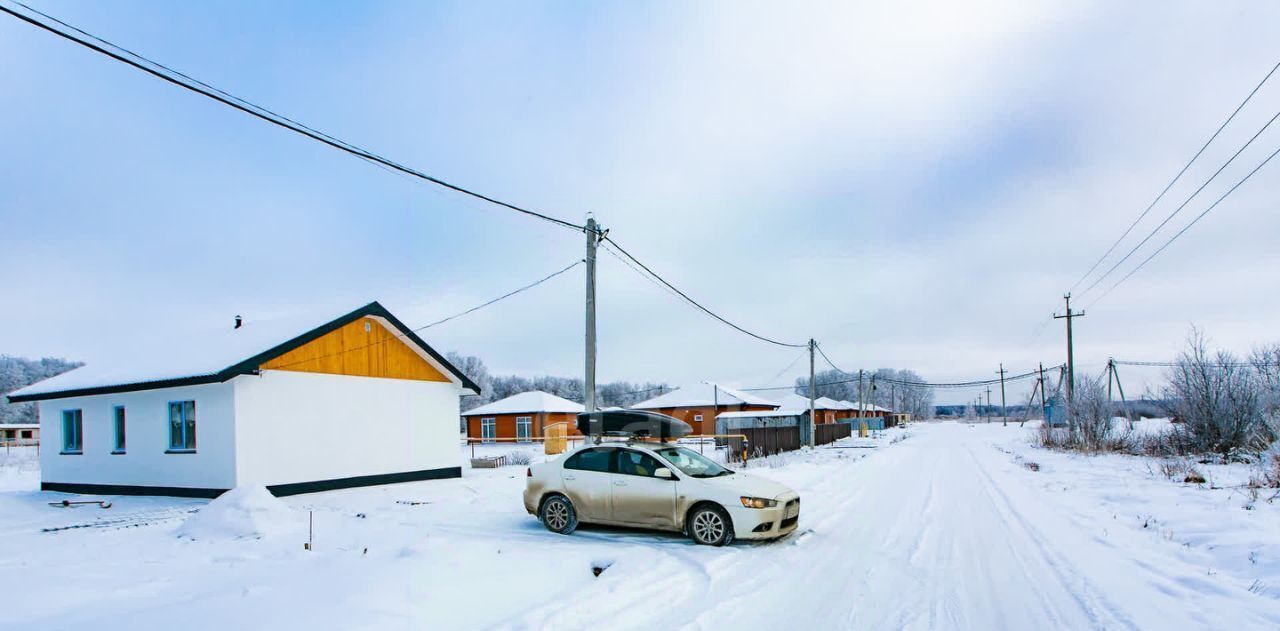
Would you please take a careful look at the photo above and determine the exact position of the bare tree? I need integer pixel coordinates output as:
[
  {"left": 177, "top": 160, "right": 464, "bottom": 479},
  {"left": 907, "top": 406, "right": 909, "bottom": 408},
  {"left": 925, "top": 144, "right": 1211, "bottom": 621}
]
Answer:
[{"left": 1162, "top": 328, "right": 1274, "bottom": 458}]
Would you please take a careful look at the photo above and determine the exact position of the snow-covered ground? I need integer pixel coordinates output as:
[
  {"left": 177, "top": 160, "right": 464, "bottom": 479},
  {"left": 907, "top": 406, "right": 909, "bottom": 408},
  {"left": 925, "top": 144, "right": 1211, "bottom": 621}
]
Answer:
[{"left": 3, "top": 423, "right": 1279, "bottom": 630}]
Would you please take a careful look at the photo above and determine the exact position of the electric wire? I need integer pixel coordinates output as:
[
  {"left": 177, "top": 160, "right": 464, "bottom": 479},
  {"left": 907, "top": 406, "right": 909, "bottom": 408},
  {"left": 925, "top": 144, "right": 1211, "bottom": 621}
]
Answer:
[
  {"left": 264, "top": 259, "right": 583, "bottom": 371},
  {"left": 601, "top": 235, "right": 807, "bottom": 349},
  {"left": 0, "top": 1, "right": 585, "bottom": 232},
  {"left": 1086, "top": 141, "right": 1280, "bottom": 308},
  {"left": 1079, "top": 106, "right": 1280, "bottom": 298},
  {"left": 1069, "top": 59, "right": 1280, "bottom": 293}
]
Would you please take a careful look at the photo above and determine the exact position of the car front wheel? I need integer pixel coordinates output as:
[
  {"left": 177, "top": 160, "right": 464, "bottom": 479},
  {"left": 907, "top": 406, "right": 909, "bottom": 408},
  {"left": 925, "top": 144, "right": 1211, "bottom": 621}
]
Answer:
[
  {"left": 540, "top": 495, "right": 578, "bottom": 535},
  {"left": 688, "top": 505, "right": 734, "bottom": 546}
]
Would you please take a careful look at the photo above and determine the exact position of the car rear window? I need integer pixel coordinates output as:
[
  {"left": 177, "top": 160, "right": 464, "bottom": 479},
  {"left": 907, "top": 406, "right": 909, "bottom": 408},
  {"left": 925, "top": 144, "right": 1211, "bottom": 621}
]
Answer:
[{"left": 565, "top": 448, "right": 613, "bottom": 472}]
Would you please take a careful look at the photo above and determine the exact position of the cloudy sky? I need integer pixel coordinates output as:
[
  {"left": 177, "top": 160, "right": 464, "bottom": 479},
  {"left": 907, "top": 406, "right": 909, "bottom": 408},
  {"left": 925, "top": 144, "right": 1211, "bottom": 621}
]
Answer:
[{"left": 2, "top": 0, "right": 1278, "bottom": 405}]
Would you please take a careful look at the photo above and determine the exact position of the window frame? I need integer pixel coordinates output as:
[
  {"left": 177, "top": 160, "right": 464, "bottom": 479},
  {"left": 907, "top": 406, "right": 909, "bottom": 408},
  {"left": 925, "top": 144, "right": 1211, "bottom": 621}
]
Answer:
[
  {"left": 563, "top": 447, "right": 615, "bottom": 473},
  {"left": 615, "top": 448, "right": 668, "bottom": 478},
  {"left": 166, "top": 400, "right": 197, "bottom": 453},
  {"left": 480, "top": 417, "right": 496, "bottom": 443},
  {"left": 60, "top": 409, "right": 83, "bottom": 454},
  {"left": 515, "top": 416, "right": 533, "bottom": 443},
  {"left": 112, "top": 405, "right": 127, "bottom": 454}
]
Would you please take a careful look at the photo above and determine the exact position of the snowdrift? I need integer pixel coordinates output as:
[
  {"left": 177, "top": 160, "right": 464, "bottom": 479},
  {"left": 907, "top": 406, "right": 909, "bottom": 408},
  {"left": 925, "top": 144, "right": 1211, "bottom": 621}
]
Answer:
[{"left": 176, "top": 486, "right": 304, "bottom": 541}]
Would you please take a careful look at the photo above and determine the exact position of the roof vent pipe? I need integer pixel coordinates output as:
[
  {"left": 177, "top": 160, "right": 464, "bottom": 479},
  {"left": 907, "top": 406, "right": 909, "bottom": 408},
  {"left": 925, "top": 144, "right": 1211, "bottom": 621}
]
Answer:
[{"left": 234, "top": 315, "right": 243, "bottom": 330}]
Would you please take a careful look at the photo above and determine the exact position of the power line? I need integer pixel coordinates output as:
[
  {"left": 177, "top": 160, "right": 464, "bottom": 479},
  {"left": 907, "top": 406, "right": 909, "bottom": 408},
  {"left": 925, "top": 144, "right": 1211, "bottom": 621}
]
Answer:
[
  {"left": 266, "top": 258, "right": 583, "bottom": 371},
  {"left": 1070, "top": 59, "right": 1280, "bottom": 293},
  {"left": 601, "top": 235, "right": 807, "bottom": 349},
  {"left": 1087, "top": 141, "right": 1280, "bottom": 308},
  {"left": 1079, "top": 105, "right": 1280, "bottom": 298},
  {"left": 0, "top": 1, "right": 584, "bottom": 232}
]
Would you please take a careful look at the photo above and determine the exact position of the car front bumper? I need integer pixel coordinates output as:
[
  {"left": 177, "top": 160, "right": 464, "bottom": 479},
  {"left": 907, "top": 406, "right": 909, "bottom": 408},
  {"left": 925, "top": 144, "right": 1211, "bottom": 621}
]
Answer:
[{"left": 728, "top": 495, "right": 800, "bottom": 540}]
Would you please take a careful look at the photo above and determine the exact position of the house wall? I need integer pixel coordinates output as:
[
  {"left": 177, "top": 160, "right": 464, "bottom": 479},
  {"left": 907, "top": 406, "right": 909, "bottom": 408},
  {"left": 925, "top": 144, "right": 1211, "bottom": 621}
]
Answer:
[
  {"left": 233, "top": 370, "right": 461, "bottom": 488},
  {"left": 642, "top": 404, "right": 777, "bottom": 435},
  {"left": 38, "top": 382, "right": 237, "bottom": 493},
  {"left": 463, "top": 411, "right": 580, "bottom": 441}
]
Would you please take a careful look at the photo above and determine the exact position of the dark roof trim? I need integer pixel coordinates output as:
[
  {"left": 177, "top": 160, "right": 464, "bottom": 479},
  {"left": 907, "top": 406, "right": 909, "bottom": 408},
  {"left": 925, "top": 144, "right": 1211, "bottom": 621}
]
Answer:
[{"left": 7, "top": 301, "right": 480, "bottom": 403}]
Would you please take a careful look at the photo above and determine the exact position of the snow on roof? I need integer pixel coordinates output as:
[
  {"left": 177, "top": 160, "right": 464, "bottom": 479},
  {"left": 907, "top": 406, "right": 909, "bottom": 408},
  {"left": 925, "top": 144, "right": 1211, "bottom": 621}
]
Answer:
[
  {"left": 0, "top": 423, "right": 39, "bottom": 429},
  {"left": 7, "top": 302, "right": 475, "bottom": 401},
  {"left": 461, "top": 391, "right": 584, "bottom": 416},
  {"left": 716, "top": 408, "right": 807, "bottom": 419},
  {"left": 849, "top": 401, "right": 893, "bottom": 413},
  {"left": 630, "top": 382, "right": 780, "bottom": 410},
  {"left": 774, "top": 393, "right": 843, "bottom": 410}
]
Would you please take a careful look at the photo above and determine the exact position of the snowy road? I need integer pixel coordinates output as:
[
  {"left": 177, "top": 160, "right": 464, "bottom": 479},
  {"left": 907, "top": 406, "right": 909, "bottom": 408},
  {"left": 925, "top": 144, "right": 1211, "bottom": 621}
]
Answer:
[
  {"left": 4, "top": 423, "right": 1279, "bottom": 630},
  {"left": 508, "top": 423, "right": 1280, "bottom": 630}
]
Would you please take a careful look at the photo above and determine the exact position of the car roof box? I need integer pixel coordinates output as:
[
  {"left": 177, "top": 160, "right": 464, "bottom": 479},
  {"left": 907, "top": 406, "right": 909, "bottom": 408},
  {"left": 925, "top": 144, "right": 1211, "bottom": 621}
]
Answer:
[{"left": 576, "top": 410, "right": 693, "bottom": 439}]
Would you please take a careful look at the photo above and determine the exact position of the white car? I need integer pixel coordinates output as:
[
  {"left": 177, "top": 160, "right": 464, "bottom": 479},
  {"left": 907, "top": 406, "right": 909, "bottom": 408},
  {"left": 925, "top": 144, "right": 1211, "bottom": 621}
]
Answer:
[{"left": 524, "top": 441, "right": 800, "bottom": 546}]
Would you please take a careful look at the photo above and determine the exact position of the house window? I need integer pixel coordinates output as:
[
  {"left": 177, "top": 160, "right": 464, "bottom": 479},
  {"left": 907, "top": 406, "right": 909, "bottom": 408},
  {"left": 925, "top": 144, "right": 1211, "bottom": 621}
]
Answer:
[
  {"left": 480, "top": 418, "right": 496, "bottom": 443},
  {"left": 694, "top": 414, "right": 703, "bottom": 423},
  {"left": 20, "top": 430, "right": 32, "bottom": 439},
  {"left": 168, "top": 401, "right": 196, "bottom": 452},
  {"left": 61, "top": 409, "right": 83, "bottom": 453},
  {"left": 516, "top": 416, "right": 532, "bottom": 443},
  {"left": 113, "top": 406, "right": 127, "bottom": 453}
]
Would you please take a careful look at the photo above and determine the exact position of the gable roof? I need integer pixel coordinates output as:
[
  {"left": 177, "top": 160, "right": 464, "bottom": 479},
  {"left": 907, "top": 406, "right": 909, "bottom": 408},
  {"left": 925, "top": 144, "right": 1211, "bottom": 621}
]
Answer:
[
  {"left": 6, "top": 302, "right": 480, "bottom": 403},
  {"left": 775, "top": 393, "right": 844, "bottom": 411},
  {"left": 461, "top": 391, "right": 584, "bottom": 416},
  {"left": 630, "top": 382, "right": 779, "bottom": 410}
]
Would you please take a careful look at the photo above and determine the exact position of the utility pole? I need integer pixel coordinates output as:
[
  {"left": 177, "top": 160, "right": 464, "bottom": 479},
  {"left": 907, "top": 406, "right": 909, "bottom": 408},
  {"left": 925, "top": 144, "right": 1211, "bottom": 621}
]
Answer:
[
  {"left": 997, "top": 363, "right": 1008, "bottom": 426},
  {"left": 985, "top": 386, "right": 992, "bottom": 423},
  {"left": 806, "top": 339, "right": 816, "bottom": 447},
  {"left": 1038, "top": 362, "right": 1048, "bottom": 423},
  {"left": 858, "top": 370, "right": 866, "bottom": 419},
  {"left": 1053, "top": 293, "right": 1085, "bottom": 403},
  {"left": 584, "top": 215, "right": 600, "bottom": 414}
]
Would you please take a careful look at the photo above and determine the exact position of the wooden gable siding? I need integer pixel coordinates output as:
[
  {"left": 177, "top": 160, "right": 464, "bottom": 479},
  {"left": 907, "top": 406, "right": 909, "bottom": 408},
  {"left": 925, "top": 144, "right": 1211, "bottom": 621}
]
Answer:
[{"left": 261, "top": 317, "right": 450, "bottom": 382}]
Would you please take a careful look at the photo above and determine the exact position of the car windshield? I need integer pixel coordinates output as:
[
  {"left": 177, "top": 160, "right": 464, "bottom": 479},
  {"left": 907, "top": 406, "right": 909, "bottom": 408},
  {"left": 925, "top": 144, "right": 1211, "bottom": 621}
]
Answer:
[{"left": 653, "top": 446, "right": 733, "bottom": 478}]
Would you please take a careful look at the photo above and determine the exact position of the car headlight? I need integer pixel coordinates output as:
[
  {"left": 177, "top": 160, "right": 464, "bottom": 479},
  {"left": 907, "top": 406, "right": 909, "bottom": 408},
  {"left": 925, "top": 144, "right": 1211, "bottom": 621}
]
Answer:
[{"left": 740, "top": 496, "right": 778, "bottom": 509}]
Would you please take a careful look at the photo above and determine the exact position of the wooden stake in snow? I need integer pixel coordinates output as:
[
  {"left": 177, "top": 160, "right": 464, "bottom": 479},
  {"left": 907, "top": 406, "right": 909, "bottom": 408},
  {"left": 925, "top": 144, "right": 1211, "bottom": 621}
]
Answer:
[{"left": 305, "top": 510, "right": 313, "bottom": 551}]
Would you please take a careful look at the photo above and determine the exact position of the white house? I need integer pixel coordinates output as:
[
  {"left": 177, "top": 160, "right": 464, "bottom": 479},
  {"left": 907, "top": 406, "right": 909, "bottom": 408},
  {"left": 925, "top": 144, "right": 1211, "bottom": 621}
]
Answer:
[{"left": 6, "top": 302, "right": 480, "bottom": 498}]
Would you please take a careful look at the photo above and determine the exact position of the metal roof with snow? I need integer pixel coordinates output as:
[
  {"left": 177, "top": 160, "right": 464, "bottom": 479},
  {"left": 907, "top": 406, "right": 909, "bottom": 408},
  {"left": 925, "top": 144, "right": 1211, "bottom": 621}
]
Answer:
[
  {"left": 774, "top": 393, "right": 843, "bottom": 410},
  {"left": 6, "top": 302, "right": 480, "bottom": 403},
  {"left": 461, "top": 391, "right": 584, "bottom": 416},
  {"left": 716, "top": 408, "right": 808, "bottom": 419},
  {"left": 629, "top": 382, "right": 780, "bottom": 410}
]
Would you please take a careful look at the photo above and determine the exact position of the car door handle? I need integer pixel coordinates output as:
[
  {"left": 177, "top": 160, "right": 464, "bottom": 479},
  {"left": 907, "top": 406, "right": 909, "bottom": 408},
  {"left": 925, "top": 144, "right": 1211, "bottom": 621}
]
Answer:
[
  {"left": 613, "top": 480, "right": 627, "bottom": 486},
  {"left": 563, "top": 475, "right": 576, "bottom": 481}
]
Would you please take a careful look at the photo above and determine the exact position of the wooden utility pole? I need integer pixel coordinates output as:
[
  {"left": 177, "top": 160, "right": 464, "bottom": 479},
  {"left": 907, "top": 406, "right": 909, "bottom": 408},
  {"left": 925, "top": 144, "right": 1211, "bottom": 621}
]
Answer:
[
  {"left": 1053, "top": 293, "right": 1085, "bottom": 403},
  {"left": 858, "top": 370, "right": 866, "bottom": 418},
  {"left": 985, "top": 386, "right": 992, "bottom": 423},
  {"left": 806, "top": 339, "right": 816, "bottom": 447},
  {"left": 1038, "top": 362, "right": 1049, "bottom": 423},
  {"left": 997, "top": 363, "right": 1008, "bottom": 426},
  {"left": 584, "top": 216, "right": 600, "bottom": 414}
]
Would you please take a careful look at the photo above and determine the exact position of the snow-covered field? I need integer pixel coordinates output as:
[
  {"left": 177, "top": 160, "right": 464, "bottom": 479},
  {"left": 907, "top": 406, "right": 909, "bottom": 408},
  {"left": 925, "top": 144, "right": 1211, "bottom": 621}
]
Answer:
[{"left": 3, "top": 423, "right": 1279, "bottom": 630}]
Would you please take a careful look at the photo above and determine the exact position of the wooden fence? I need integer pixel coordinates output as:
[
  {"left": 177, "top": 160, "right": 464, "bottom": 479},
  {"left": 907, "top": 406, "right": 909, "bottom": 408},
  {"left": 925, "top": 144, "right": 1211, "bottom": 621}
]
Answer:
[
  {"left": 725, "top": 422, "right": 853, "bottom": 462},
  {"left": 816, "top": 422, "right": 852, "bottom": 445}
]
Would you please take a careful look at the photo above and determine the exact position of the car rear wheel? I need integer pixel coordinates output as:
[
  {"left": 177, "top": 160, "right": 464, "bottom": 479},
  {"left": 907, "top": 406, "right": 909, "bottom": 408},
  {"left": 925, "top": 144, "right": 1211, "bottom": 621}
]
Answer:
[
  {"left": 688, "top": 504, "right": 734, "bottom": 546},
  {"left": 540, "top": 495, "right": 578, "bottom": 535}
]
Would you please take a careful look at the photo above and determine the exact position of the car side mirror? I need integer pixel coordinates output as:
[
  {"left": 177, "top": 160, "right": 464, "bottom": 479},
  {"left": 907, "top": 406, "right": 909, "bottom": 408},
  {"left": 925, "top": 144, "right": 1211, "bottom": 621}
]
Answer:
[{"left": 654, "top": 468, "right": 674, "bottom": 480}]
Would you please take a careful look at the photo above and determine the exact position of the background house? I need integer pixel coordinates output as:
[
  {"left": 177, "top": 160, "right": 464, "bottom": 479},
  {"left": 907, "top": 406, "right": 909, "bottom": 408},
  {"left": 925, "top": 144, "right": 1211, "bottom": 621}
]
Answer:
[
  {"left": 462, "top": 390, "right": 584, "bottom": 442},
  {"left": 6, "top": 302, "right": 479, "bottom": 498},
  {"left": 0, "top": 423, "right": 38, "bottom": 446},
  {"left": 774, "top": 393, "right": 845, "bottom": 424},
  {"left": 630, "top": 383, "right": 778, "bottom": 435}
]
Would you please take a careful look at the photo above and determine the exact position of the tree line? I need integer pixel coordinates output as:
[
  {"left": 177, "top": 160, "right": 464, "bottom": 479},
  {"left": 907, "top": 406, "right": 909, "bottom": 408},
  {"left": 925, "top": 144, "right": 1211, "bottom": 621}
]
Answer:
[
  {"left": 792, "top": 367, "right": 935, "bottom": 419},
  {"left": 0, "top": 356, "right": 82, "bottom": 423}
]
